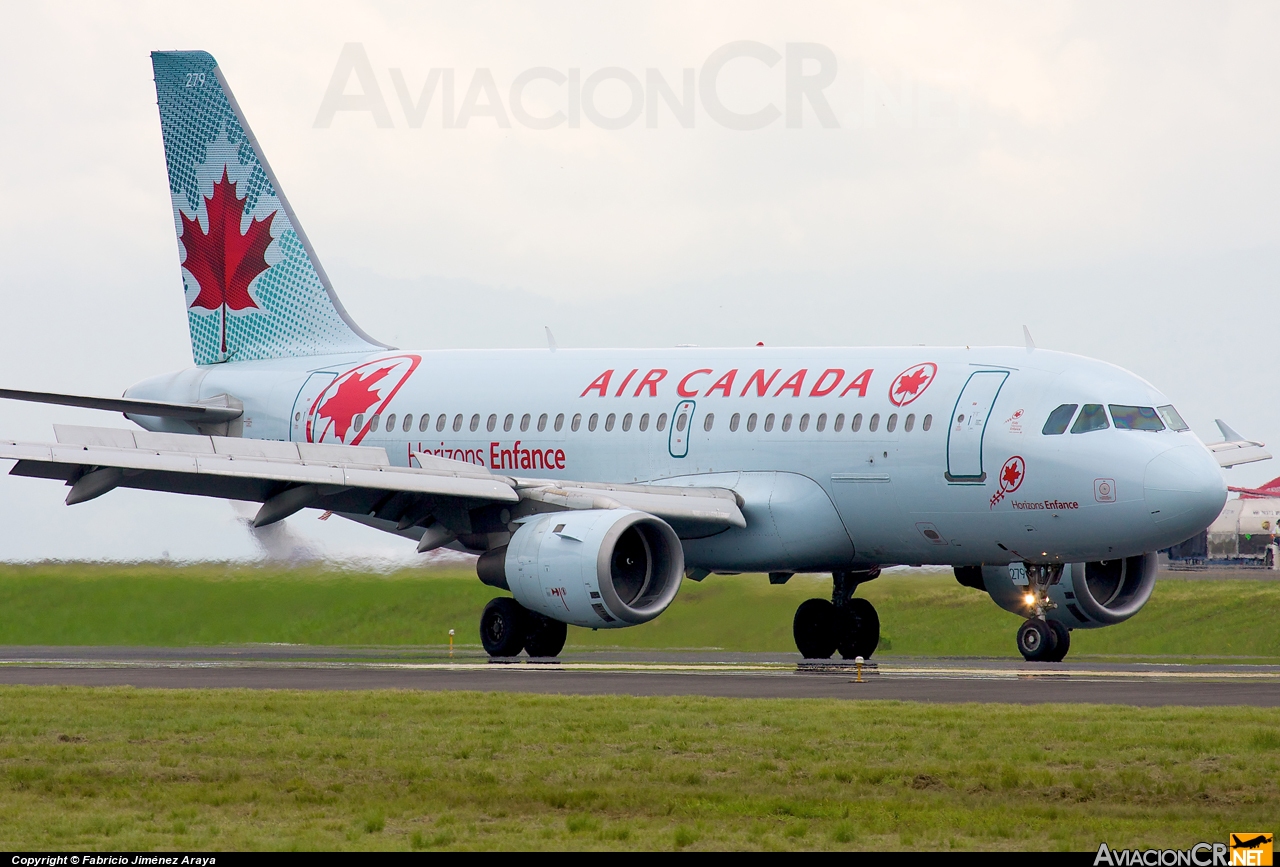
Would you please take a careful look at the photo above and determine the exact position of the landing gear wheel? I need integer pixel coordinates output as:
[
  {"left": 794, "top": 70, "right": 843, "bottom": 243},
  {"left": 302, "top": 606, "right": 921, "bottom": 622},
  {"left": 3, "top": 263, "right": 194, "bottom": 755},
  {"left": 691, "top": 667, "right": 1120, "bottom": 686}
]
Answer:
[
  {"left": 793, "top": 598, "right": 838, "bottom": 659},
  {"left": 480, "top": 597, "right": 527, "bottom": 657},
  {"left": 1016, "top": 618, "right": 1057, "bottom": 662},
  {"left": 1043, "top": 620, "right": 1071, "bottom": 662},
  {"left": 523, "top": 612, "right": 568, "bottom": 658},
  {"left": 837, "top": 598, "right": 881, "bottom": 660}
]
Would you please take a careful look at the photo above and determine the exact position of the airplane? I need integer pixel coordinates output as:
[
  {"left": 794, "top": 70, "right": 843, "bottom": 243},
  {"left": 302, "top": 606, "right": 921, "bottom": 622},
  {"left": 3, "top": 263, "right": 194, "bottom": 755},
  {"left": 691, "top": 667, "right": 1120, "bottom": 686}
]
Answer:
[
  {"left": 1231, "top": 835, "right": 1273, "bottom": 850},
  {"left": 0, "top": 50, "right": 1265, "bottom": 663}
]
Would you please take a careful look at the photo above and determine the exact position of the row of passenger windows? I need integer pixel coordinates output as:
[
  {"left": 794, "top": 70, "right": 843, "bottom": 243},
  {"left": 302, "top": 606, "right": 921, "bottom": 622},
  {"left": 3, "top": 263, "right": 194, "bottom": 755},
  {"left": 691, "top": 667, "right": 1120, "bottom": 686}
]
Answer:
[
  {"left": 1042, "top": 403, "right": 1189, "bottom": 435},
  {"left": 350, "top": 409, "right": 935, "bottom": 436}
]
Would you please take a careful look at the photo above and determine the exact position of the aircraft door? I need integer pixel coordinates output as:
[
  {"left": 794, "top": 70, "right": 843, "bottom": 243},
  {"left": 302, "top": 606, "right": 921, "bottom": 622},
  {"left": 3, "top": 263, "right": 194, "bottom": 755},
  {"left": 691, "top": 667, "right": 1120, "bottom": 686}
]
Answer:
[
  {"left": 669, "top": 400, "right": 696, "bottom": 458},
  {"left": 291, "top": 371, "right": 337, "bottom": 442},
  {"left": 945, "top": 370, "right": 1009, "bottom": 482}
]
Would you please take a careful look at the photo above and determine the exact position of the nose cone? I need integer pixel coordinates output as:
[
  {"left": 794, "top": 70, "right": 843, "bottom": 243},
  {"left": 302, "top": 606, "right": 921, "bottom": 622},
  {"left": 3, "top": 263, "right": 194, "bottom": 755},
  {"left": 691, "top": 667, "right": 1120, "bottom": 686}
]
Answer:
[{"left": 1144, "top": 444, "right": 1227, "bottom": 538}]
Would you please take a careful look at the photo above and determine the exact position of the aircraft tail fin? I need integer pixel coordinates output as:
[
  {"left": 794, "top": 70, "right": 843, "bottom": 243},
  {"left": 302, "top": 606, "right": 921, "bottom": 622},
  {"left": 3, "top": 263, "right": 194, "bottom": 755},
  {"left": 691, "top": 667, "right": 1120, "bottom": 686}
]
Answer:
[{"left": 151, "top": 51, "right": 386, "bottom": 365}]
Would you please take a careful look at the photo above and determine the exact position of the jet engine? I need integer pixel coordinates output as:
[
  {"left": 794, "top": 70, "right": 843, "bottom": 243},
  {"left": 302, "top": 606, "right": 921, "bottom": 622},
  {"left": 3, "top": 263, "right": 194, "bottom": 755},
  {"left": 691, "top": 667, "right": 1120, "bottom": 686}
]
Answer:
[
  {"left": 971, "top": 553, "right": 1158, "bottom": 629},
  {"left": 476, "top": 509, "right": 684, "bottom": 629}
]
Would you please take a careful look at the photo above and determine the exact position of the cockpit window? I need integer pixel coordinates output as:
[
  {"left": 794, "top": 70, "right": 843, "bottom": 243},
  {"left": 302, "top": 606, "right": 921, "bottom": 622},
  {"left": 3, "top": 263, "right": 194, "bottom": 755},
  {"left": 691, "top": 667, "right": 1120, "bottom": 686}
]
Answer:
[
  {"left": 1110, "top": 405, "right": 1165, "bottom": 432},
  {"left": 1156, "top": 405, "right": 1190, "bottom": 431},
  {"left": 1070, "top": 404, "right": 1109, "bottom": 434},
  {"left": 1042, "top": 404, "right": 1078, "bottom": 435}
]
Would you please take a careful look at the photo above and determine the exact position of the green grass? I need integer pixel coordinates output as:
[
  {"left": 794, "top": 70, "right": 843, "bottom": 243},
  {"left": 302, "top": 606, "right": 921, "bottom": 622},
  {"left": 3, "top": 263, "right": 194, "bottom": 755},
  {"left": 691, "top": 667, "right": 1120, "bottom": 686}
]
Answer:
[
  {"left": 0, "top": 687, "right": 1275, "bottom": 850},
  {"left": 0, "top": 563, "right": 1275, "bottom": 659}
]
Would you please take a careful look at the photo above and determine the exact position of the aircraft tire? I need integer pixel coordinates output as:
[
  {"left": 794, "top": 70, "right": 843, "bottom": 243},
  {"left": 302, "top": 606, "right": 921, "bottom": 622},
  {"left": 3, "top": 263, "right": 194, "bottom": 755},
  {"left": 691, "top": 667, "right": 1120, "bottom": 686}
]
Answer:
[
  {"left": 1016, "top": 618, "right": 1057, "bottom": 662},
  {"left": 1044, "top": 620, "right": 1071, "bottom": 662},
  {"left": 793, "top": 598, "right": 838, "bottom": 659},
  {"left": 837, "top": 598, "right": 881, "bottom": 660},
  {"left": 480, "top": 597, "right": 528, "bottom": 657},
  {"left": 524, "top": 612, "right": 568, "bottom": 658}
]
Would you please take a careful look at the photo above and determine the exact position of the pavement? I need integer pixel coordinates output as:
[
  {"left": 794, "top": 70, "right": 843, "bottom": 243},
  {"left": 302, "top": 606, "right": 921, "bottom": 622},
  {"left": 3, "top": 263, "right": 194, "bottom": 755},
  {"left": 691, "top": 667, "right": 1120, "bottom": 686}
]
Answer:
[{"left": 1, "top": 646, "right": 1278, "bottom": 706}]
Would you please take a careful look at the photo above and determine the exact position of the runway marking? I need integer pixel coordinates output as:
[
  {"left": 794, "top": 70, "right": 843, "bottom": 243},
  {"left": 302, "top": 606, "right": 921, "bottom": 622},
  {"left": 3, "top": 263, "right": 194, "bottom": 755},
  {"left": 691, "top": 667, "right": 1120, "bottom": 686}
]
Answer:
[{"left": 1, "top": 658, "right": 1278, "bottom": 682}]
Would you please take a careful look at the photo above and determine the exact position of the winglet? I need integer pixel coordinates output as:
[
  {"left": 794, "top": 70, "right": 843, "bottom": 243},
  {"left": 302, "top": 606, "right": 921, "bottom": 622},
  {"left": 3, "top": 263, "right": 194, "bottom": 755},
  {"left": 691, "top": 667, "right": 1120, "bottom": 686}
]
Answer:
[
  {"left": 1022, "top": 325, "right": 1036, "bottom": 351},
  {"left": 1207, "top": 419, "right": 1271, "bottom": 468},
  {"left": 545, "top": 326, "right": 558, "bottom": 353},
  {"left": 1216, "top": 419, "right": 1244, "bottom": 442}
]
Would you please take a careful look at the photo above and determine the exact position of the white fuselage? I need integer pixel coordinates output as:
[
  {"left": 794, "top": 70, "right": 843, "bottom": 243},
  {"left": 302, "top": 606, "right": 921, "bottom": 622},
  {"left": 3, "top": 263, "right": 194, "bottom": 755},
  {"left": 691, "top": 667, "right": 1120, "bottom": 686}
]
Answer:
[{"left": 125, "top": 344, "right": 1227, "bottom": 572}]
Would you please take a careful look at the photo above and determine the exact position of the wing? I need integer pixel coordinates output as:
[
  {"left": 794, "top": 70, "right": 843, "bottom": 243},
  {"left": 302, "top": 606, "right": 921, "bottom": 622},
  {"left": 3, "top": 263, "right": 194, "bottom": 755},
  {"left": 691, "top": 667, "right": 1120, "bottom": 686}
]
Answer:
[
  {"left": 0, "top": 426, "right": 745, "bottom": 552},
  {"left": 1206, "top": 419, "right": 1272, "bottom": 468}
]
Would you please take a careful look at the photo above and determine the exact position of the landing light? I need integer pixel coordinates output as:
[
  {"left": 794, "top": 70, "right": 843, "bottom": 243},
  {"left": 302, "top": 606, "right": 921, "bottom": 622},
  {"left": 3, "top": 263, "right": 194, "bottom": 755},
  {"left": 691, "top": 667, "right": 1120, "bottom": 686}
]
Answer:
[{"left": 1023, "top": 593, "right": 1037, "bottom": 606}]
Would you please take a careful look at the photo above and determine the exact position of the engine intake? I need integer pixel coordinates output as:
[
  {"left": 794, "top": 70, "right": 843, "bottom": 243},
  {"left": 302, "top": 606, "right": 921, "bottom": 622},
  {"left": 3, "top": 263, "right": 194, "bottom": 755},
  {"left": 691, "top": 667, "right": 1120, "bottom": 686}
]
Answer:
[
  {"left": 477, "top": 509, "right": 684, "bottom": 629},
  {"left": 977, "top": 553, "right": 1158, "bottom": 629}
]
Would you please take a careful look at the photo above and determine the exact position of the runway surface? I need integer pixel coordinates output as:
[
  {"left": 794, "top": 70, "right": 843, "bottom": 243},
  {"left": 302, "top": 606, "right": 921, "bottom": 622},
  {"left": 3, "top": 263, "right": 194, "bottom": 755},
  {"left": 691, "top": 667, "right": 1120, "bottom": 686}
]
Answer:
[{"left": 1, "top": 647, "right": 1278, "bottom": 705}]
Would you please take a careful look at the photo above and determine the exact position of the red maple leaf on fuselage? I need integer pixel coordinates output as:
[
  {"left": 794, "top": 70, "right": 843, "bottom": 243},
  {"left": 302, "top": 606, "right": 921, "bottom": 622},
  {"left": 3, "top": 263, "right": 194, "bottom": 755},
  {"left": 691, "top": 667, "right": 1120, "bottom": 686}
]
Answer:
[
  {"left": 1001, "top": 461, "right": 1023, "bottom": 488},
  {"left": 179, "top": 167, "right": 276, "bottom": 352},
  {"left": 317, "top": 367, "right": 394, "bottom": 442},
  {"left": 894, "top": 368, "right": 931, "bottom": 401}
]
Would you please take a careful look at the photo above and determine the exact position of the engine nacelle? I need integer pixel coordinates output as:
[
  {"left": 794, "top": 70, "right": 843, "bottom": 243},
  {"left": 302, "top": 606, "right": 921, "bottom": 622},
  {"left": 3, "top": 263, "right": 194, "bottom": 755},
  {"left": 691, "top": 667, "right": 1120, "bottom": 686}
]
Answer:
[
  {"left": 975, "top": 554, "right": 1158, "bottom": 629},
  {"left": 476, "top": 509, "right": 684, "bottom": 629}
]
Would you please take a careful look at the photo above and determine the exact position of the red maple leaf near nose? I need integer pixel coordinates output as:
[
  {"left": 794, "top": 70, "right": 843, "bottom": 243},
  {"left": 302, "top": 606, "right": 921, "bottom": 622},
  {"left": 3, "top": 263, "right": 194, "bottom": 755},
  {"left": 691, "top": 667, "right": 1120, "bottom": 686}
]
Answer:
[
  {"left": 1001, "top": 460, "right": 1023, "bottom": 489},
  {"left": 894, "top": 367, "right": 931, "bottom": 401},
  {"left": 317, "top": 366, "right": 394, "bottom": 442},
  {"left": 179, "top": 167, "right": 276, "bottom": 352}
]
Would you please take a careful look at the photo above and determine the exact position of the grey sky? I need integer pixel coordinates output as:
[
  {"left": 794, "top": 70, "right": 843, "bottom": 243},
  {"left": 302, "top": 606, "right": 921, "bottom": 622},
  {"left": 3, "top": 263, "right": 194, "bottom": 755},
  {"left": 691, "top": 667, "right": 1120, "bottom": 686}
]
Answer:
[{"left": 0, "top": 1, "right": 1276, "bottom": 560}]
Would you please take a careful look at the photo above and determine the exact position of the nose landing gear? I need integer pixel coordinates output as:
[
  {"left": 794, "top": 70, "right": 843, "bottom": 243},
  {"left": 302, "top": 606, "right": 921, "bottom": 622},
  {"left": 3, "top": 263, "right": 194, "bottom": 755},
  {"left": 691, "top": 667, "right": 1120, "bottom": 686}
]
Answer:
[
  {"left": 792, "top": 568, "right": 882, "bottom": 659},
  {"left": 1015, "top": 563, "right": 1071, "bottom": 662}
]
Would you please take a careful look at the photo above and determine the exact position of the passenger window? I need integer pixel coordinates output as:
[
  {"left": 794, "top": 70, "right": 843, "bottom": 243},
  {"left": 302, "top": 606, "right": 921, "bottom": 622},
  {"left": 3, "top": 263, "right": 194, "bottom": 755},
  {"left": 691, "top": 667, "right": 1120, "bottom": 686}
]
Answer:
[
  {"left": 402, "top": 414, "right": 413, "bottom": 433},
  {"left": 553, "top": 413, "right": 564, "bottom": 432},
  {"left": 747, "top": 412, "right": 758, "bottom": 432},
  {"left": 922, "top": 414, "right": 932, "bottom": 432},
  {"left": 504, "top": 413, "right": 514, "bottom": 432},
  {"left": 704, "top": 413, "right": 715, "bottom": 431},
  {"left": 419, "top": 414, "right": 430, "bottom": 432},
  {"left": 675, "top": 412, "right": 687, "bottom": 432},
  {"left": 816, "top": 413, "right": 826, "bottom": 432},
  {"left": 656, "top": 413, "right": 668, "bottom": 432},
  {"left": 437, "top": 414, "right": 447, "bottom": 432},
  {"left": 370, "top": 414, "right": 381, "bottom": 432},
  {"left": 850, "top": 413, "right": 862, "bottom": 432},
  {"left": 470, "top": 414, "right": 481, "bottom": 432},
  {"left": 537, "top": 413, "right": 547, "bottom": 432},
  {"left": 1070, "top": 404, "right": 1108, "bottom": 434},
  {"left": 1042, "top": 404, "right": 1078, "bottom": 435},
  {"left": 764, "top": 413, "right": 775, "bottom": 432},
  {"left": 354, "top": 413, "right": 365, "bottom": 432},
  {"left": 520, "top": 413, "right": 530, "bottom": 432},
  {"left": 604, "top": 413, "right": 615, "bottom": 432},
  {"left": 1110, "top": 405, "right": 1164, "bottom": 432},
  {"left": 869, "top": 413, "right": 880, "bottom": 433},
  {"left": 886, "top": 413, "right": 898, "bottom": 433},
  {"left": 486, "top": 414, "right": 497, "bottom": 433},
  {"left": 729, "top": 412, "right": 740, "bottom": 432},
  {"left": 904, "top": 413, "right": 915, "bottom": 432},
  {"left": 798, "top": 413, "right": 809, "bottom": 432},
  {"left": 589, "top": 413, "right": 599, "bottom": 432},
  {"left": 1156, "top": 405, "right": 1189, "bottom": 432},
  {"left": 833, "top": 413, "right": 844, "bottom": 433},
  {"left": 453, "top": 414, "right": 464, "bottom": 432},
  {"left": 639, "top": 413, "right": 649, "bottom": 431},
  {"left": 622, "top": 413, "right": 632, "bottom": 432},
  {"left": 570, "top": 413, "right": 581, "bottom": 432},
  {"left": 781, "top": 414, "right": 793, "bottom": 432}
]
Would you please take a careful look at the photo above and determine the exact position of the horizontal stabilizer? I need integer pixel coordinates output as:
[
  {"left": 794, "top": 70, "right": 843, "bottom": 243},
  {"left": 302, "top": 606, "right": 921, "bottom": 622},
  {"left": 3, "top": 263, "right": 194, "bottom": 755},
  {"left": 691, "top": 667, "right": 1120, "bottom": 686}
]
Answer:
[{"left": 0, "top": 388, "right": 242, "bottom": 423}]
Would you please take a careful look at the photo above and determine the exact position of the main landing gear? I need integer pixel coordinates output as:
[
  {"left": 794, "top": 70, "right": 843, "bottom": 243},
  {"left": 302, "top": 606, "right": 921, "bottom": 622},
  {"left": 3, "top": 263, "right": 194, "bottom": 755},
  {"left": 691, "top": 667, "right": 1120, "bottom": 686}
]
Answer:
[
  {"left": 479, "top": 598, "right": 568, "bottom": 658},
  {"left": 1016, "top": 563, "right": 1071, "bottom": 662},
  {"left": 792, "top": 568, "right": 881, "bottom": 659}
]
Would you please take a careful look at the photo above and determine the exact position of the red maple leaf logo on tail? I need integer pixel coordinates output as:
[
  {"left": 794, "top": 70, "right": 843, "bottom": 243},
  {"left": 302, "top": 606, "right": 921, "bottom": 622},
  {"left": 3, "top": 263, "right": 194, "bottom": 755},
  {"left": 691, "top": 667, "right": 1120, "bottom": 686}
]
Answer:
[
  {"left": 316, "top": 366, "right": 394, "bottom": 442},
  {"left": 179, "top": 167, "right": 277, "bottom": 354}
]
